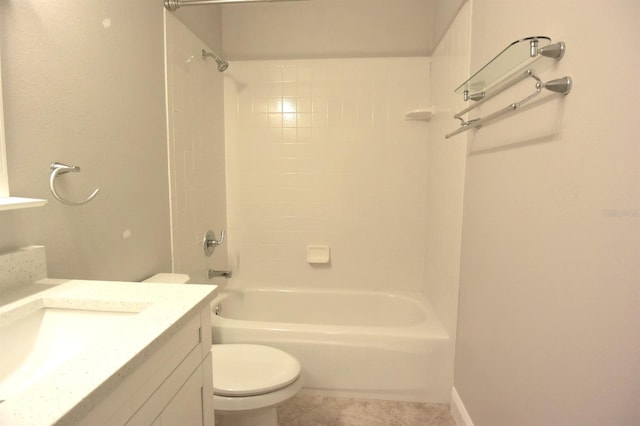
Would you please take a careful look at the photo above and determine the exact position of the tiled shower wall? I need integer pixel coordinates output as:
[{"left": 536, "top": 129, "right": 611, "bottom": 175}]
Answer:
[
  {"left": 165, "top": 12, "right": 228, "bottom": 283},
  {"left": 224, "top": 58, "right": 430, "bottom": 292},
  {"left": 423, "top": 2, "right": 470, "bottom": 334}
]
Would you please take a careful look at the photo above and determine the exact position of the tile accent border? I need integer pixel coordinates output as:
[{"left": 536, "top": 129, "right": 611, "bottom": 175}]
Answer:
[{"left": 451, "top": 387, "right": 475, "bottom": 426}]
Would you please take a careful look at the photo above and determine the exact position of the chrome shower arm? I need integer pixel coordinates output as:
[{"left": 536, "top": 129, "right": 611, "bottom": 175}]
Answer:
[{"left": 202, "top": 49, "right": 229, "bottom": 72}]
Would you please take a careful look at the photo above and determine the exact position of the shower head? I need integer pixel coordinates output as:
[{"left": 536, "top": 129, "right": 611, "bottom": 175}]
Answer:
[
  {"left": 202, "top": 49, "right": 229, "bottom": 72},
  {"left": 217, "top": 58, "right": 229, "bottom": 72}
]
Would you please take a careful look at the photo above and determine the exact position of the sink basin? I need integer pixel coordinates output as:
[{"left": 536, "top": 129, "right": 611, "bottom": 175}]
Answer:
[{"left": 0, "top": 301, "right": 139, "bottom": 401}]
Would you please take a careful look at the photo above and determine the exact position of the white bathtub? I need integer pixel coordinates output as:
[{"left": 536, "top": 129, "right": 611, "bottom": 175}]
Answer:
[{"left": 211, "top": 288, "right": 452, "bottom": 402}]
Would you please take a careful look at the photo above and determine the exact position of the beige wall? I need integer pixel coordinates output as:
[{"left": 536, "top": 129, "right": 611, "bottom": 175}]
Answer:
[
  {"left": 0, "top": 0, "right": 172, "bottom": 280},
  {"left": 432, "top": 0, "right": 467, "bottom": 49},
  {"left": 454, "top": 1, "right": 640, "bottom": 425},
  {"left": 174, "top": 6, "right": 222, "bottom": 51},
  {"left": 165, "top": 11, "right": 228, "bottom": 284},
  {"left": 224, "top": 58, "right": 431, "bottom": 292},
  {"left": 222, "top": 0, "right": 434, "bottom": 59},
  {"left": 221, "top": 0, "right": 466, "bottom": 60}
]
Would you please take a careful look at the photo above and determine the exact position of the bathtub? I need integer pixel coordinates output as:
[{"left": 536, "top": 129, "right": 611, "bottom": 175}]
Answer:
[{"left": 210, "top": 288, "right": 452, "bottom": 402}]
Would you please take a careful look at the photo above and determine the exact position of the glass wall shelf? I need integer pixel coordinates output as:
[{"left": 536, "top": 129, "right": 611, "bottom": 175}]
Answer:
[
  {"left": 446, "top": 36, "right": 570, "bottom": 139},
  {"left": 455, "top": 36, "right": 554, "bottom": 99}
]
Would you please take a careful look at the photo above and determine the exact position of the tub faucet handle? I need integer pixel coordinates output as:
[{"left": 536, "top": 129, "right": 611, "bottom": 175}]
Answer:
[{"left": 203, "top": 229, "right": 225, "bottom": 256}]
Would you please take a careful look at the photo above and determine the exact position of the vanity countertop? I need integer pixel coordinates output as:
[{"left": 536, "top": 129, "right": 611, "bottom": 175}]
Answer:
[{"left": 0, "top": 279, "right": 217, "bottom": 425}]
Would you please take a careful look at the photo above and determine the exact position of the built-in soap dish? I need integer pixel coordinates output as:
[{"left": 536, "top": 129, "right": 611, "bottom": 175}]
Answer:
[
  {"left": 307, "top": 245, "right": 330, "bottom": 264},
  {"left": 404, "top": 108, "right": 432, "bottom": 121}
]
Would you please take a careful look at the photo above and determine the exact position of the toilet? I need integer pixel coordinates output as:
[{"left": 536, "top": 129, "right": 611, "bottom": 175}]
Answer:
[
  {"left": 212, "top": 344, "right": 302, "bottom": 426},
  {"left": 143, "top": 273, "right": 302, "bottom": 426}
]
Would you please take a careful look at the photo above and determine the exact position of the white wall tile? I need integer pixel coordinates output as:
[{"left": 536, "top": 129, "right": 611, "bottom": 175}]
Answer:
[
  {"left": 165, "top": 13, "right": 228, "bottom": 284},
  {"left": 224, "top": 58, "right": 430, "bottom": 292}
]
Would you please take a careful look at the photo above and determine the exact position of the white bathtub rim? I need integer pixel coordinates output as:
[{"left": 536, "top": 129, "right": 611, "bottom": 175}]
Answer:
[
  {"left": 211, "top": 287, "right": 449, "bottom": 338},
  {"left": 217, "top": 286, "right": 430, "bottom": 302},
  {"left": 212, "top": 315, "right": 449, "bottom": 340}
]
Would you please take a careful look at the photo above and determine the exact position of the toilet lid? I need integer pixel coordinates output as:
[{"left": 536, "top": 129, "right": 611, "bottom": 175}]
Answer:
[{"left": 211, "top": 344, "right": 301, "bottom": 397}]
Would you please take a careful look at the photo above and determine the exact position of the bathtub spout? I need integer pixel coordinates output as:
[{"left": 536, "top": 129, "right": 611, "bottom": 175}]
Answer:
[{"left": 208, "top": 269, "right": 232, "bottom": 279}]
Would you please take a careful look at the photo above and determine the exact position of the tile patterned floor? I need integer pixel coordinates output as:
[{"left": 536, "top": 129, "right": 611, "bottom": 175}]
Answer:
[{"left": 277, "top": 394, "right": 457, "bottom": 426}]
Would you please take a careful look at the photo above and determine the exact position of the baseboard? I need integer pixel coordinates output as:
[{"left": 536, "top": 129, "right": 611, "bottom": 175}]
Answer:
[{"left": 450, "top": 387, "right": 474, "bottom": 426}]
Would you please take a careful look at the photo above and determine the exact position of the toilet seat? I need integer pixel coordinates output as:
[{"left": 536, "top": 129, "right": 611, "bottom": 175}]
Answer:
[{"left": 211, "top": 344, "right": 301, "bottom": 397}]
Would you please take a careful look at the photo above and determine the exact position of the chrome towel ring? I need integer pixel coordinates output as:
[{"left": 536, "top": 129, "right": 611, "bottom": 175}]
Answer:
[{"left": 49, "top": 162, "right": 100, "bottom": 206}]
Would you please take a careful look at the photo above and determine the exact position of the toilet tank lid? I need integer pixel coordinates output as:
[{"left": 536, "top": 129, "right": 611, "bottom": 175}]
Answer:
[{"left": 143, "top": 273, "right": 190, "bottom": 284}]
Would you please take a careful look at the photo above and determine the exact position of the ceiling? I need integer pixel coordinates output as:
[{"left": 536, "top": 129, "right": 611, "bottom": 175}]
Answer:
[{"left": 221, "top": 0, "right": 466, "bottom": 60}]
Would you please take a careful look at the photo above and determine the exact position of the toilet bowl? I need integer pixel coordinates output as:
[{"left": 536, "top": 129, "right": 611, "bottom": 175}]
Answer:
[
  {"left": 212, "top": 344, "right": 302, "bottom": 426},
  {"left": 143, "top": 273, "right": 302, "bottom": 426}
]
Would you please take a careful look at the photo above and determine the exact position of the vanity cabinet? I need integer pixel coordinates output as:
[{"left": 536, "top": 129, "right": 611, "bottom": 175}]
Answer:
[
  {"left": 79, "top": 305, "right": 214, "bottom": 426},
  {"left": 150, "top": 353, "right": 213, "bottom": 426}
]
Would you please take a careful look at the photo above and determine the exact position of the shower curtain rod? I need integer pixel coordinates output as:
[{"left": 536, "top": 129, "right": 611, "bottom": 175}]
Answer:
[{"left": 165, "top": 0, "right": 309, "bottom": 10}]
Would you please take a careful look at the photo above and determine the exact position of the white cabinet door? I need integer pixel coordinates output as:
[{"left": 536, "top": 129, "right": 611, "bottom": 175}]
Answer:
[{"left": 156, "top": 352, "right": 213, "bottom": 425}]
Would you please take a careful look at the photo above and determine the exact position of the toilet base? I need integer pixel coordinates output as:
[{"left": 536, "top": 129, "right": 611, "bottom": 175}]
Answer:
[{"left": 215, "top": 407, "right": 278, "bottom": 426}]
